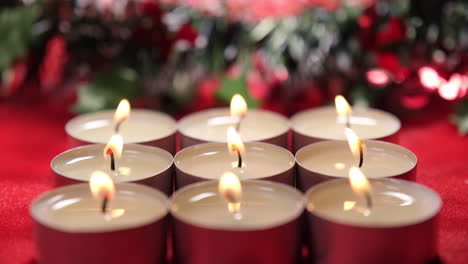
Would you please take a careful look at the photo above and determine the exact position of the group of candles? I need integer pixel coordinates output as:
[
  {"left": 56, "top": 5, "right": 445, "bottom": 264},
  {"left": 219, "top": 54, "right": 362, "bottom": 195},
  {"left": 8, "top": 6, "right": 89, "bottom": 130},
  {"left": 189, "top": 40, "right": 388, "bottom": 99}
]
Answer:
[{"left": 30, "top": 95, "right": 441, "bottom": 264}]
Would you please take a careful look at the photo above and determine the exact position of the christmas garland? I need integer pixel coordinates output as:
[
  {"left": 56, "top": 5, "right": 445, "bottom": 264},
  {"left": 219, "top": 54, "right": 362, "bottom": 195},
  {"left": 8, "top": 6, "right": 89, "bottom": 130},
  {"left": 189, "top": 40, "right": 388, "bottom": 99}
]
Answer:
[{"left": 1, "top": 0, "right": 467, "bottom": 133}]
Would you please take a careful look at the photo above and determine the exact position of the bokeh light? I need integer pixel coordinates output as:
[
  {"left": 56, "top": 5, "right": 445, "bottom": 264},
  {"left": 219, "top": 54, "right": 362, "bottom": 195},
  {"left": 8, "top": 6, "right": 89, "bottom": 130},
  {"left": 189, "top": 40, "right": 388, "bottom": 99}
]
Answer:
[
  {"left": 418, "top": 67, "right": 440, "bottom": 90},
  {"left": 366, "top": 68, "right": 390, "bottom": 87},
  {"left": 438, "top": 74, "right": 463, "bottom": 101}
]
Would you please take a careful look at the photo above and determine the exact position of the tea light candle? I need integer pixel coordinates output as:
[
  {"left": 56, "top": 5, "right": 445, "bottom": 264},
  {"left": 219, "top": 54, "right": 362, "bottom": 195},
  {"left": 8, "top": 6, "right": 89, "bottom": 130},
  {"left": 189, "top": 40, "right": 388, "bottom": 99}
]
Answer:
[
  {"left": 171, "top": 179, "right": 305, "bottom": 264},
  {"left": 305, "top": 176, "right": 441, "bottom": 264},
  {"left": 296, "top": 140, "right": 417, "bottom": 192},
  {"left": 290, "top": 103, "right": 400, "bottom": 152},
  {"left": 51, "top": 143, "right": 174, "bottom": 195},
  {"left": 31, "top": 180, "right": 169, "bottom": 264},
  {"left": 66, "top": 103, "right": 176, "bottom": 154},
  {"left": 178, "top": 108, "right": 289, "bottom": 149},
  {"left": 174, "top": 141, "right": 295, "bottom": 189}
]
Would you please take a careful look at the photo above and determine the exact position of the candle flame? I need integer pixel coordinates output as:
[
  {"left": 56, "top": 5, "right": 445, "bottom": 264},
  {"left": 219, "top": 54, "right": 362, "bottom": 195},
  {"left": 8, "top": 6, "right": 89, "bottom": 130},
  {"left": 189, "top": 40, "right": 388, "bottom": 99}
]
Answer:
[
  {"left": 335, "top": 95, "right": 352, "bottom": 118},
  {"left": 227, "top": 126, "right": 245, "bottom": 156},
  {"left": 89, "top": 171, "right": 115, "bottom": 200},
  {"left": 230, "top": 94, "right": 247, "bottom": 118},
  {"left": 218, "top": 172, "right": 242, "bottom": 213},
  {"left": 345, "top": 128, "right": 365, "bottom": 158},
  {"left": 114, "top": 99, "right": 131, "bottom": 125},
  {"left": 103, "top": 134, "right": 123, "bottom": 160},
  {"left": 349, "top": 167, "right": 371, "bottom": 196}
]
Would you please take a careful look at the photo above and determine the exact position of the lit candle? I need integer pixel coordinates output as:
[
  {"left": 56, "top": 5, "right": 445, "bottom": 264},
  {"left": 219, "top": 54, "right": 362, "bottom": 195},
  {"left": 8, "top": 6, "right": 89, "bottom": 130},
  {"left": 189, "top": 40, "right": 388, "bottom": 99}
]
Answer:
[
  {"left": 335, "top": 95, "right": 352, "bottom": 128},
  {"left": 178, "top": 95, "right": 289, "bottom": 149},
  {"left": 51, "top": 142, "right": 173, "bottom": 195},
  {"left": 304, "top": 168, "right": 441, "bottom": 264},
  {"left": 66, "top": 99, "right": 176, "bottom": 154},
  {"left": 31, "top": 172, "right": 169, "bottom": 264},
  {"left": 114, "top": 99, "right": 131, "bottom": 133},
  {"left": 227, "top": 127, "right": 245, "bottom": 168},
  {"left": 90, "top": 171, "right": 115, "bottom": 214},
  {"left": 290, "top": 95, "right": 400, "bottom": 152},
  {"left": 345, "top": 128, "right": 365, "bottom": 168},
  {"left": 296, "top": 139, "right": 416, "bottom": 192},
  {"left": 230, "top": 94, "right": 247, "bottom": 132},
  {"left": 104, "top": 134, "right": 124, "bottom": 172},
  {"left": 218, "top": 172, "right": 242, "bottom": 215},
  {"left": 174, "top": 129, "right": 295, "bottom": 189},
  {"left": 170, "top": 176, "right": 305, "bottom": 264}
]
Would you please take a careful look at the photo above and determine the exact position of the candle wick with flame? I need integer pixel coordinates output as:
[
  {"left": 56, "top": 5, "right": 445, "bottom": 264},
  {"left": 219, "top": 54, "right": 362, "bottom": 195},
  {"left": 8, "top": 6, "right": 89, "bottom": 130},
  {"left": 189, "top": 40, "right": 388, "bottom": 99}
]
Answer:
[
  {"left": 346, "top": 128, "right": 366, "bottom": 168},
  {"left": 106, "top": 149, "right": 115, "bottom": 171},
  {"left": 335, "top": 95, "right": 352, "bottom": 129},
  {"left": 101, "top": 192, "right": 110, "bottom": 214},
  {"left": 227, "top": 127, "right": 245, "bottom": 168},
  {"left": 104, "top": 135, "right": 123, "bottom": 173},
  {"left": 349, "top": 167, "right": 372, "bottom": 210},
  {"left": 231, "top": 94, "right": 247, "bottom": 133},
  {"left": 364, "top": 192, "right": 372, "bottom": 209},
  {"left": 114, "top": 99, "right": 130, "bottom": 133},
  {"left": 115, "top": 122, "right": 123, "bottom": 133},
  {"left": 219, "top": 172, "right": 242, "bottom": 216},
  {"left": 345, "top": 114, "right": 351, "bottom": 129},
  {"left": 358, "top": 141, "right": 364, "bottom": 168},
  {"left": 90, "top": 171, "right": 115, "bottom": 216},
  {"left": 232, "top": 145, "right": 243, "bottom": 168},
  {"left": 235, "top": 119, "right": 242, "bottom": 132}
]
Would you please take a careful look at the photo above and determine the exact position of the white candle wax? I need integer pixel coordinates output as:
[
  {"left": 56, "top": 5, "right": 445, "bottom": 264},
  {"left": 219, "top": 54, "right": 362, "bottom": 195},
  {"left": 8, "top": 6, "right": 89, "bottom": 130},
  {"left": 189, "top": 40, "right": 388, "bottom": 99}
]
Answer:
[
  {"left": 291, "top": 106, "right": 400, "bottom": 140},
  {"left": 178, "top": 108, "right": 288, "bottom": 147},
  {"left": 306, "top": 178, "right": 441, "bottom": 227},
  {"left": 175, "top": 142, "right": 294, "bottom": 182},
  {"left": 304, "top": 179, "right": 441, "bottom": 264},
  {"left": 52, "top": 144, "right": 173, "bottom": 183},
  {"left": 171, "top": 180, "right": 304, "bottom": 230},
  {"left": 296, "top": 140, "right": 416, "bottom": 179},
  {"left": 66, "top": 109, "right": 176, "bottom": 146},
  {"left": 31, "top": 183, "right": 168, "bottom": 232}
]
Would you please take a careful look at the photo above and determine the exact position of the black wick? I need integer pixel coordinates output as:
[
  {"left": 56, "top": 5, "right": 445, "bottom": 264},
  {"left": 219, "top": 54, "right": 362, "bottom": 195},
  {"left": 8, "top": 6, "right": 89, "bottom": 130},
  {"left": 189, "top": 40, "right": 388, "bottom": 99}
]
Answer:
[
  {"left": 106, "top": 149, "right": 115, "bottom": 171},
  {"left": 101, "top": 195, "right": 109, "bottom": 214},
  {"left": 232, "top": 145, "right": 243, "bottom": 168},
  {"left": 235, "top": 120, "right": 241, "bottom": 132},
  {"left": 115, "top": 121, "right": 123, "bottom": 133},
  {"left": 235, "top": 116, "right": 244, "bottom": 132},
  {"left": 345, "top": 115, "right": 351, "bottom": 128},
  {"left": 358, "top": 141, "right": 364, "bottom": 168},
  {"left": 364, "top": 192, "right": 372, "bottom": 209}
]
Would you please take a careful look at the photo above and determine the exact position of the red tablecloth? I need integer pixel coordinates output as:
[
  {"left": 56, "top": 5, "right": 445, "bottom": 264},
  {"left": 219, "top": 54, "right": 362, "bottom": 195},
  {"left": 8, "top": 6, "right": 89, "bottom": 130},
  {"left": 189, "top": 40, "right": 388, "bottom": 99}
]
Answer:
[{"left": 1, "top": 102, "right": 467, "bottom": 264}]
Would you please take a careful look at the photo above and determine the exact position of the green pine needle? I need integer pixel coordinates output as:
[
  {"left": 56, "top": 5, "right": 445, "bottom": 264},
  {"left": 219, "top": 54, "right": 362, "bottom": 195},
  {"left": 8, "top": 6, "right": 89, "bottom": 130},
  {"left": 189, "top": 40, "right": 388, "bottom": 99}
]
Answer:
[{"left": 215, "top": 75, "right": 259, "bottom": 108}]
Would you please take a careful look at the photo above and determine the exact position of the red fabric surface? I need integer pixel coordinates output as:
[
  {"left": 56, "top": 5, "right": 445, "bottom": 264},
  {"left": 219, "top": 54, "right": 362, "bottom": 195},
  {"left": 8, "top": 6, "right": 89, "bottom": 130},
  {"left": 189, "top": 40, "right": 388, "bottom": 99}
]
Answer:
[{"left": 0, "top": 102, "right": 467, "bottom": 264}]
